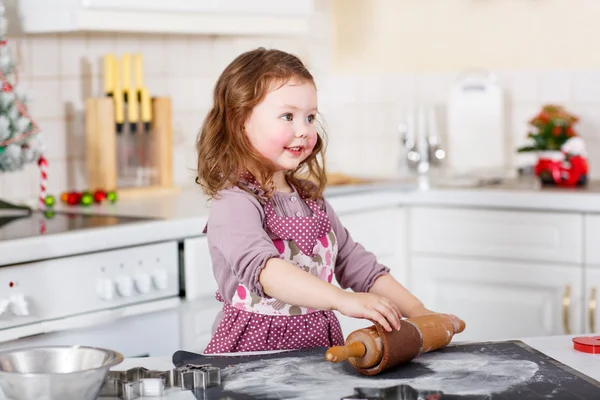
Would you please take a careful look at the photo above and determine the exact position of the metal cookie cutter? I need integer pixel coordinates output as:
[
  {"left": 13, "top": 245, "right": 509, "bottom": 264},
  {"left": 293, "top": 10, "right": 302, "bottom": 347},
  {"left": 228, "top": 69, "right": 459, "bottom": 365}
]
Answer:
[
  {"left": 341, "top": 384, "right": 445, "bottom": 400},
  {"left": 98, "top": 366, "right": 171, "bottom": 399},
  {"left": 173, "top": 363, "right": 221, "bottom": 390}
]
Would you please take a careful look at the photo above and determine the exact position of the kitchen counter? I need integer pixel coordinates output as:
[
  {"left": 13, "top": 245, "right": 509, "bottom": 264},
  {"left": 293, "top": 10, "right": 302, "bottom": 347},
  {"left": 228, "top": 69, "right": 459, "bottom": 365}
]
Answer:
[
  {"left": 104, "top": 334, "right": 600, "bottom": 400},
  {"left": 5, "top": 175, "right": 600, "bottom": 265},
  {"left": 55, "top": 175, "right": 600, "bottom": 220}
]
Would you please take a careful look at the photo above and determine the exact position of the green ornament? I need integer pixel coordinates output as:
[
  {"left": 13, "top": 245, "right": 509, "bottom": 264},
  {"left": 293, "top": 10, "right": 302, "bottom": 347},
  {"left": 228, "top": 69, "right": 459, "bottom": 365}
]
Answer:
[
  {"left": 107, "top": 191, "right": 118, "bottom": 203},
  {"left": 80, "top": 193, "right": 94, "bottom": 206},
  {"left": 44, "top": 194, "right": 56, "bottom": 207},
  {"left": 0, "top": 146, "right": 4, "bottom": 154}
]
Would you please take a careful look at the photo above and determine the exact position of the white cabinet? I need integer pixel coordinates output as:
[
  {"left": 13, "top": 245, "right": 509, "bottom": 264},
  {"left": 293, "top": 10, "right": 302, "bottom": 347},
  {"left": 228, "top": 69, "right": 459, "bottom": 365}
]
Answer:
[
  {"left": 339, "top": 208, "right": 408, "bottom": 284},
  {"left": 183, "top": 236, "right": 217, "bottom": 301},
  {"left": 410, "top": 207, "right": 583, "bottom": 264},
  {"left": 410, "top": 256, "right": 584, "bottom": 342},
  {"left": 17, "top": 0, "right": 315, "bottom": 35}
]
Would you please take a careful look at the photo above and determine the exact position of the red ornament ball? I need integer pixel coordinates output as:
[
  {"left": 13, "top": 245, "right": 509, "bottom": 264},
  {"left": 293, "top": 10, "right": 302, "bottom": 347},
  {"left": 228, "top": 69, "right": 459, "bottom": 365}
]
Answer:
[
  {"left": 93, "top": 190, "right": 107, "bottom": 203},
  {"left": 66, "top": 192, "right": 80, "bottom": 206}
]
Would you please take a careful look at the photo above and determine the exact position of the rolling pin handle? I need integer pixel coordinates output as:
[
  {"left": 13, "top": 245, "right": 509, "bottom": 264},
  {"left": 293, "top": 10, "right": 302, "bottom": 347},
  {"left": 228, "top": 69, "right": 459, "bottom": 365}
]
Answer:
[
  {"left": 457, "top": 318, "right": 466, "bottom": 333},
  {"left": 325, "top": 341, "right": 366, "bottom": 363}
]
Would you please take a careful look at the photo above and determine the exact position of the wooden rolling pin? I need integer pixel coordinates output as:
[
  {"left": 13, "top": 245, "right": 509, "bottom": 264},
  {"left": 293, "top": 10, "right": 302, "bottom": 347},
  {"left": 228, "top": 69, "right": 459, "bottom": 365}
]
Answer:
[{"left": 325, "top": 314, "right": 466, "bottom": 376}]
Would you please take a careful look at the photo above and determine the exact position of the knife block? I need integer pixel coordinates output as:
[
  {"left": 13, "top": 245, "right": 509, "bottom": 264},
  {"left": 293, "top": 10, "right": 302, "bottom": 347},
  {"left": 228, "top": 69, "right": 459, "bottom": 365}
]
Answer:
[{"left": 85, "top": 96, "right": 177, "bottom": 198}]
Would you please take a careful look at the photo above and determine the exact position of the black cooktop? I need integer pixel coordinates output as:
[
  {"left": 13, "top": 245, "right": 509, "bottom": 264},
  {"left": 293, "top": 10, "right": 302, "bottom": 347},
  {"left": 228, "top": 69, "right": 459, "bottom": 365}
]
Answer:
[{"left": 0, "top": 209, "right": 155, "bottom": 241}]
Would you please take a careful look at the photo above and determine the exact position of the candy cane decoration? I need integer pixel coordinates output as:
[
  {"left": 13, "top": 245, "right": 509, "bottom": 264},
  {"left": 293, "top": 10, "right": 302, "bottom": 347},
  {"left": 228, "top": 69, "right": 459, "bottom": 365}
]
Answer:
[{"left": 38, "top": 155, "right": 47, "bottom": 209}]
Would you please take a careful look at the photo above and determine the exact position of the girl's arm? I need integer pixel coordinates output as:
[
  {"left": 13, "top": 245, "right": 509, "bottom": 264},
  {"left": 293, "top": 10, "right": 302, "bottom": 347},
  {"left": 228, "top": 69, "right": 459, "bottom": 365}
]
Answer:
[
  {"left": 367, "top": 273, "right": 429, "bottom": 317},
  {"left": 259, "top": 257, "right": 402, "bottom": 332}
]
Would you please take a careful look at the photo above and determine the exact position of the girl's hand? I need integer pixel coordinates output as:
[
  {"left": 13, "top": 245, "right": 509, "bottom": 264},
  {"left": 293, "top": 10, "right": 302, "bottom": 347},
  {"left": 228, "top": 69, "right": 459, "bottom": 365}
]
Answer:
[{"left": 334, "top": 291, "right": 401, "bottom": 332}]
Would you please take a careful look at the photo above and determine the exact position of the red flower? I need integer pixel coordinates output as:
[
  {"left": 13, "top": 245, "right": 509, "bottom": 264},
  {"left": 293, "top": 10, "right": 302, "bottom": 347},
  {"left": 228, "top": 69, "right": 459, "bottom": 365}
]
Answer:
[{"left": 552, "top": 126, "right": 562, "bottom": 136}]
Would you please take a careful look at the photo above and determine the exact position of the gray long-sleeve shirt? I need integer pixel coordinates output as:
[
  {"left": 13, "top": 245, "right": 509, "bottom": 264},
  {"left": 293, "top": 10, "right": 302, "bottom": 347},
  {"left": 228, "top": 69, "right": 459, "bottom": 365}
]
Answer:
[{"left": 205, "top": 185, "right": 390, "bottom": 304}]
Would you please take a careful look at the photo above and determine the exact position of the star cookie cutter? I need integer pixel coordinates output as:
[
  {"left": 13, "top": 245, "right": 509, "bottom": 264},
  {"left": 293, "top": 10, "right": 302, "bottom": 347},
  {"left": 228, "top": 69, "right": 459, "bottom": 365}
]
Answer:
[
  {"left": 341, "top": 384, "right": 445, "bottom": 400},
  {"left": 172, "top": 363, "right": 221, "bottom": 390}
]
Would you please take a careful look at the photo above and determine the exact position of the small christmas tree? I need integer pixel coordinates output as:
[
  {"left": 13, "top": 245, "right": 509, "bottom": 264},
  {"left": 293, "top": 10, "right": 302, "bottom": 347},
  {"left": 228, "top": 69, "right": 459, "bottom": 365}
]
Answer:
[{"left": 0, "top": 1, "right": 42, "bottom": 173}]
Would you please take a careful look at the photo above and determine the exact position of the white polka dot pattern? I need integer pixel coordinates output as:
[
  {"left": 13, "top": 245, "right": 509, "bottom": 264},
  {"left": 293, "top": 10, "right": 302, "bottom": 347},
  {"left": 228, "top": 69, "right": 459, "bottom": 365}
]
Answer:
[{"left": 264, "top": 197, "right": 331, "bottom": 257}]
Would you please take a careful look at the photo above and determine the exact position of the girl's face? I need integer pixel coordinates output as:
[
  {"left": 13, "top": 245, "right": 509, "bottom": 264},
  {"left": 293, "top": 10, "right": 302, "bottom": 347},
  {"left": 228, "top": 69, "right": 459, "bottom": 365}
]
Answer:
[{"left": 244, "top": 79, "right": 318, "bottom": 173}]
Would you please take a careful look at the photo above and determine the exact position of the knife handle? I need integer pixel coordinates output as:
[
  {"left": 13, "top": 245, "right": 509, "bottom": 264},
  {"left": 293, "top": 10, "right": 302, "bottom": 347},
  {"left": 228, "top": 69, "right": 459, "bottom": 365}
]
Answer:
[
  {"left": 103, "top": 54, "right": 116, "bottom": 96},
  {"left": 128, "top": 87, "right": 139, "bottom": 125},
  {"left": 134, "top": 53, "right": 144, "bottom": 95},
  {"left": 121, "top": 53, "right": 131, "bottom": 102},
  {"left": 140, "top": 87, "right": 152, "bottom": 127}
]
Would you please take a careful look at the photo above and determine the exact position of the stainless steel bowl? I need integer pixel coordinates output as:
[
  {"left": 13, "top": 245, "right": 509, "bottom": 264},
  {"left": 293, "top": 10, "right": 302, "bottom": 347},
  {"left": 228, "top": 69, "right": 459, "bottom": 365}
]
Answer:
[{"left": 0, "top": 345, "right": 123, "bottom": 400}]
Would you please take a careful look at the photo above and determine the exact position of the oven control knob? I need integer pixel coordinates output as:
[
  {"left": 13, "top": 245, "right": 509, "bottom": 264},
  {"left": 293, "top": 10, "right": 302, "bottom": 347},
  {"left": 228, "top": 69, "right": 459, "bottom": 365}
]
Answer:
[
  {"left": 152, "top": 270, "right": 168, "bottom": 291},
  {"left": 0, "top": 298, "right": 9, "bottom": 317},
  {"left": 97, "top": 278, "right": 115, "bottom": 300},
  {"left": 134, "top": 273, "right": 152, "bottom": 294},
  {"left": 116, "top": 276, "right": 134, "bottom": 297},
  {"left": 9, "top": 294, "right": 29, "bottom": 317}
]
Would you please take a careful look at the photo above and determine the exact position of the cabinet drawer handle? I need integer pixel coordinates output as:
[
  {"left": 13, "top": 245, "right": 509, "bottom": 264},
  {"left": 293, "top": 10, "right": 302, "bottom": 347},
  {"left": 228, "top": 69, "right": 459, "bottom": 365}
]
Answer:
[
  {"left": 590, "top": 287, "right": 597, "bottom": 333},
  {"left": 563, "top": 285, "right": 571, "bottom": 335}
]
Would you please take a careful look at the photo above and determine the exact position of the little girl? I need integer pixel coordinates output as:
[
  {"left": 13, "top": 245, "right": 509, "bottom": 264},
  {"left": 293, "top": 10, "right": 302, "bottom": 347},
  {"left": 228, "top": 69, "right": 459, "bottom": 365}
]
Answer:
[{"left": 196, "top": 48, "right": 452, "bottom": 354}]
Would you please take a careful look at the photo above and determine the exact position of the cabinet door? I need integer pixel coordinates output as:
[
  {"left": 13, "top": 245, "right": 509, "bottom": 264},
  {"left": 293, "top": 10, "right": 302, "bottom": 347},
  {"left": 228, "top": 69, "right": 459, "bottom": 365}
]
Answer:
[
  {"left": 338, "top": 208, "right": 408, "bottom": 285},
  {"left": 183, "top": 236, "right": 217, "bottom": 301},
  {"left": 584, "top": 267, "right": 600, "bottom": 334},
  {"left": 411, "top": 256, "right": 584, "bottom": 342}
]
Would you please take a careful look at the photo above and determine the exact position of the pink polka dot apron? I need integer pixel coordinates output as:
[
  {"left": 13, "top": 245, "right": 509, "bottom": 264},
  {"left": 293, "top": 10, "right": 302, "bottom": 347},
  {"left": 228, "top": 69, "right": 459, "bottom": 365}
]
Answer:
[{"left": 204, "top": 186, "right": 344, "bottom": 354}]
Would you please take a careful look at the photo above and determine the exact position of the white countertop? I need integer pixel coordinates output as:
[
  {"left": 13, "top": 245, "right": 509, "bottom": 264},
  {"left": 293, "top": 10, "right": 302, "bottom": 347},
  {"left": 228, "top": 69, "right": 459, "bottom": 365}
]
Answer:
[{"left": 105, "top": 334, "right": 600, "bottom": 400}]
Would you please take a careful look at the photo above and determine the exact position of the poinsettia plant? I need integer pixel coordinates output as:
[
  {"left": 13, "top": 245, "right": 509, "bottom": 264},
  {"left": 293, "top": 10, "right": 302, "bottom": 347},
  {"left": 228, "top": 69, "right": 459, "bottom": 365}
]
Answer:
[{"left": 517, "top": 104, "right": 579, "bottom": 152}]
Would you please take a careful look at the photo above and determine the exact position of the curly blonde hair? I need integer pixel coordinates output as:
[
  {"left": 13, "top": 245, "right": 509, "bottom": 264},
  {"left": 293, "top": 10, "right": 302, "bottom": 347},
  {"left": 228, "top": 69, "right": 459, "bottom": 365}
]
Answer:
[{"left": 196, "top": 48, "right": 327, "bottom": 202}]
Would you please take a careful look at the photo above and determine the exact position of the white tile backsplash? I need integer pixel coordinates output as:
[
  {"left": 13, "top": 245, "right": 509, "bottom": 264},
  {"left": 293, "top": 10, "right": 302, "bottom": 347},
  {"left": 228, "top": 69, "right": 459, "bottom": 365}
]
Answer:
[
  {"left": 38, "top": 118, "right": 67, "bottom": 161},
  {"left": 540, "top": 71, "right": 572, "bottom": 103},
  {"left": 59, "top": 33, "right": 88, "bottom": 77},
  {"left": 28, "top": 79, "right": 63, "bottom": 120},
  {"left": 4, "top": 26, "right": 600, "bottom": 203},
  {"left": 572, "top": 70, "right": 600, "bottom": 103},
  {"left": 500, "top": 71, "right": 539, "bottom": 103},
  {"left": 29, "top": 35, "right": 60, "bottom": 78}
]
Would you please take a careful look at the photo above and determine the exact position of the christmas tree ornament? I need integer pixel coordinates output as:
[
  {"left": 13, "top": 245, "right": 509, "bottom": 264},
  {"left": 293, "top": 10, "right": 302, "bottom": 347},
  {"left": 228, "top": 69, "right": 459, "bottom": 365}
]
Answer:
[
  {"left": 93, "top": 189, "right": 107, "bottom": 203},
  {"left": 66, "top": 192, "right": 80, "bottom": 206},
  {"left": 107, "top": 190, "right": 118, "bottom": 203},
  {"left": 44, "top": 194, "right": 55, "bottom": 207},
  {"left": 60, "top": 192, "right": 69, "bottom": 203},
  {"left": 80, "top": 192, "right": 94, "bottom": 206}
]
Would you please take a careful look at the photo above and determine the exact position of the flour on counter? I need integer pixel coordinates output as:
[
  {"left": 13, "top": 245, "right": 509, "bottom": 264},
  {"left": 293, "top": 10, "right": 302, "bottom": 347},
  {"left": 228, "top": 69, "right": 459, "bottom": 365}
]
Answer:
[{"left": 221, "top": 352, "right": 539, "bottom": 400}]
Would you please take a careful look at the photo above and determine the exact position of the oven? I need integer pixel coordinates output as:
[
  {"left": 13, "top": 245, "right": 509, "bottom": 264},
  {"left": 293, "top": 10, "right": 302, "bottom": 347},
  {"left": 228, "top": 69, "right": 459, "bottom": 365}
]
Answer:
[{"left": 0, "top": 209, "right": 188, "bottom": 358}]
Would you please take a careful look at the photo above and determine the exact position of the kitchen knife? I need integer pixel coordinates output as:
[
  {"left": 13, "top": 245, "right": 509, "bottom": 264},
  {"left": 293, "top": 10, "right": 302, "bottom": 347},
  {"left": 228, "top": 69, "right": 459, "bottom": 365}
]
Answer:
[
  {"left": 103, "top": 54, "right": 116, "bottom": 97},
  {"left": 134, "top": 53, "right": 144, "bottom": 101},
  {"left": 139, "top": 87, "right": 153, "bottom": 184}
]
